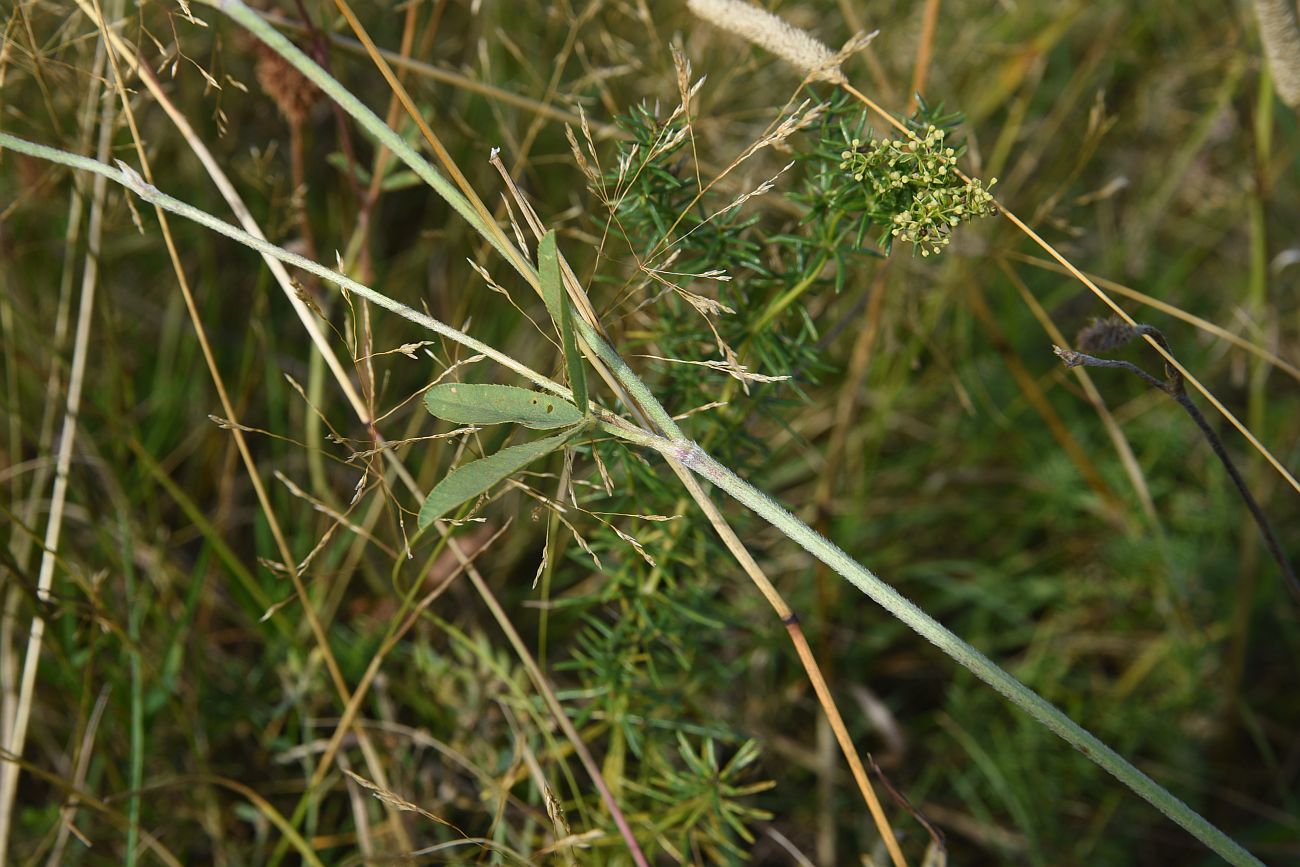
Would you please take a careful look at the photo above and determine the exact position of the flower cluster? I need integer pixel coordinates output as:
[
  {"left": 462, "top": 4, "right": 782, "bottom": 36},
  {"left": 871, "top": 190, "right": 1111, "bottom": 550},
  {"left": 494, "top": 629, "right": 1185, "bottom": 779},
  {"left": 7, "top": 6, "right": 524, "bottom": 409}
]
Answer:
[{"left": 839, "top": 124, "right": 996, "bottom": 256}]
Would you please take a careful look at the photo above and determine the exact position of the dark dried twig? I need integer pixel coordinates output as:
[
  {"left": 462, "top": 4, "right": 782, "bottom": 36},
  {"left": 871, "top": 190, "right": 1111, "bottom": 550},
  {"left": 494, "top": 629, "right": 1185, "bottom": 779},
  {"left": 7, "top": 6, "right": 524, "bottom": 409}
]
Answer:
[{"left": 1055, "top": 321, "right": 1299, "bottom": 604}]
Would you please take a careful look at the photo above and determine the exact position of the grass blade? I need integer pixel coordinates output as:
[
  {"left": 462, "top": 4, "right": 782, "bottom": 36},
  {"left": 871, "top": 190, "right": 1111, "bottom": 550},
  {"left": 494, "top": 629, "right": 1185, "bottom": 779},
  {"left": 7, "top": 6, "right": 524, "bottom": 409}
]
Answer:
[{"left": 538, "top": 230, "right": 588, "bottom": 412}]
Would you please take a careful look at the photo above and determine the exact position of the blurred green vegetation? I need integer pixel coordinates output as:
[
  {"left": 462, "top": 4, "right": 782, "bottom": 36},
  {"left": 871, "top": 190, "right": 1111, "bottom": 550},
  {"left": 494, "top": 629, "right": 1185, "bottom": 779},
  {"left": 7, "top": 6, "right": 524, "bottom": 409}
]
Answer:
[{"left": 1, "top": 0, "right": 1297, "bottom": 864}]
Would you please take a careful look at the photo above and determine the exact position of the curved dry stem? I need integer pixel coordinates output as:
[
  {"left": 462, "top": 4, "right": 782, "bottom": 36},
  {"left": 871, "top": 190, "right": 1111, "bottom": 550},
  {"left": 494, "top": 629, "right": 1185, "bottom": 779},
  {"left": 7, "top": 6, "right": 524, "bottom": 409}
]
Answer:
[
  {"left": 838, "top": 80, "right": 1300, "bottom": 498},
  {"left": 665, "top": 461, "right": 908, "bottom": 867}
]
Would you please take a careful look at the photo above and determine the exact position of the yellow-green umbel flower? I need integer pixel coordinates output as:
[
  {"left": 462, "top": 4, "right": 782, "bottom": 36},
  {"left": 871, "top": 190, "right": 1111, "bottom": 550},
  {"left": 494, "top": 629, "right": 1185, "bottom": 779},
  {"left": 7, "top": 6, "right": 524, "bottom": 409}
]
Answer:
[{"left": 839, "top": 124, "right": 996, "bottom": 256}]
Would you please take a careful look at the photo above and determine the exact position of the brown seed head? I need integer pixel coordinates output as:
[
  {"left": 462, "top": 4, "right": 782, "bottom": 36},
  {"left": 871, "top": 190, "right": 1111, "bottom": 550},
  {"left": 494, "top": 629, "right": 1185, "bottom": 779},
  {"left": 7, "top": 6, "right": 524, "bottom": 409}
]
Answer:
[
  {"left": 254, "top": 42, "right": 319, "bottom": 125},
  {"left": 1076, "top": 317, "right": 1137, "bottom": 354}
]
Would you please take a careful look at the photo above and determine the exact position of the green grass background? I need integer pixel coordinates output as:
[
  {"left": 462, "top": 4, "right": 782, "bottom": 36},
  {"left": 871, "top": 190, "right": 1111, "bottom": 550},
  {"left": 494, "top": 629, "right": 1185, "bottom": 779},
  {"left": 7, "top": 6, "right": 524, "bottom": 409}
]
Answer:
[{"left": 1, "top": 0, "right": 1297, "bottom": 864}]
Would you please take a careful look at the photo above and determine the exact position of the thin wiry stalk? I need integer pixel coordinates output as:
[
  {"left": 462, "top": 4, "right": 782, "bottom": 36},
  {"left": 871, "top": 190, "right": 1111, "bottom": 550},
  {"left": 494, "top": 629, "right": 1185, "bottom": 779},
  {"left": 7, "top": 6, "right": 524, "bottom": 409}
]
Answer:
[
  {"left": 0, "top": 56, "right": 116, "bottom": 852},
  {"left": 908, "top": 0, "right": 942, "bottom": 109},
  {"left": 837, "top": 78, "right": 1300, "bottom": 497},
  {"left": 1055, "top": 334, "right": 1299, "bottom": 605},
  {"left": 1010, "top": 252, "right": 1300, "bottom": 384},
  {"left": 45, "top": 687, "right": 111, "bottom": 865},
  {"left": 66, "top": 2, "right": 417, "bottom": 850}
]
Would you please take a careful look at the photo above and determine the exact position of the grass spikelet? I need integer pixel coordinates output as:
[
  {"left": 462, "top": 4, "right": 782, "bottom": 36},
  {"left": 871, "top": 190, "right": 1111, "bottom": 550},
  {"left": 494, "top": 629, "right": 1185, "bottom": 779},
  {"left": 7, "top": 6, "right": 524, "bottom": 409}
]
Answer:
[
  {"left": 1076, "top": 317, "right": 1138, "bottom": 354},
  {"left": 687, "top": 0, "right": 845, "bottom": 83},
  {"left": 1255, "top": 0, "right": 1300, "bottom": 107},
  {"left": 254, "top": 41, "right": 319, "bottom": 124}
]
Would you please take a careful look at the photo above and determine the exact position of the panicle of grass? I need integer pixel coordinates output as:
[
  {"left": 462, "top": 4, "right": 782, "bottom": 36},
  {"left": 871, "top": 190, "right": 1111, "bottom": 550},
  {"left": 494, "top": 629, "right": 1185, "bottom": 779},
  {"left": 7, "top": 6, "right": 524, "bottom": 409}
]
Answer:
[
  {"left": 1076, "top": 317, "right": 1138, "bottom": 354},
  {"left": 1255, "top": 0, "right": 1300, "bottom": 107},
  {"left": 253, "top": 39, "right": 319, "bottom": 124},
  {"left": 687, "top": 0, "right": 844, "bottom": 83}
]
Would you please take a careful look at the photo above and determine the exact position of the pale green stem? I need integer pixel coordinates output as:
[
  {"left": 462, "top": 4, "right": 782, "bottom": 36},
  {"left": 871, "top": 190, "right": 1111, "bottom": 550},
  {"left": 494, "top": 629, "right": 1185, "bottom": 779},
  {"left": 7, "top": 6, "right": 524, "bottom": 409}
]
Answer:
[
  {"left": 207, "top": 0, "right": 536, "bottom": 285},
  {"left": 0, "top": 132, "right": 566, "bottom": 401},
  {"left": 601, "top": 425, "right": 1262, "bottom": 867},
  {"left": 571, "top": 319, "right": 684, "bottom": 437}
]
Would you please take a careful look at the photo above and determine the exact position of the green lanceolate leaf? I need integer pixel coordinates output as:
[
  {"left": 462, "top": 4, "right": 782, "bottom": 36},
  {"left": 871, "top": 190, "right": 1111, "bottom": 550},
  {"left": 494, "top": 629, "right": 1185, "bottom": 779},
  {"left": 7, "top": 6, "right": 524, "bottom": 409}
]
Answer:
[
  {"left": 417, "top": 427, "right": 581, "bottom": 528},
  {"left": 538, "top": 230, "right": 589, "bottom": 412},
  {"left": 424, "top": 382, "right": 583, "bottom": 429}
]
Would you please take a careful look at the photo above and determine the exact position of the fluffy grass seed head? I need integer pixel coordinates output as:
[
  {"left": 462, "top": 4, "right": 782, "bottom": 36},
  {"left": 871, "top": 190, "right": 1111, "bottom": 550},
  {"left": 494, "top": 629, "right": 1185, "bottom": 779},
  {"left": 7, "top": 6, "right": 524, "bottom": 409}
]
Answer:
[
  {"left": 1255, "top": 0, "right": 1300, "bottom": 108},
  {"left": 688, "top": 0, "right": 845, "bottom": 83}
]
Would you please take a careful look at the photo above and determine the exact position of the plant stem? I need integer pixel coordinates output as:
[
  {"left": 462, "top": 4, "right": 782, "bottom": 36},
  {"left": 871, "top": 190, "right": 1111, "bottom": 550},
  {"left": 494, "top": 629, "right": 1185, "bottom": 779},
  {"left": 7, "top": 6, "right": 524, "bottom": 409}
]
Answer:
[
  {"left": 210, "top": 0, "right": 536, "bottom": 286},
  {"left": 604, "top": 425, "right": 1264, "bottom": 867},
  {"left": 1056, "top": 344, "right": 1299, "bottom": 605},
  {"left": 0, "top": 131, "right": 568, "bottom": 403}
]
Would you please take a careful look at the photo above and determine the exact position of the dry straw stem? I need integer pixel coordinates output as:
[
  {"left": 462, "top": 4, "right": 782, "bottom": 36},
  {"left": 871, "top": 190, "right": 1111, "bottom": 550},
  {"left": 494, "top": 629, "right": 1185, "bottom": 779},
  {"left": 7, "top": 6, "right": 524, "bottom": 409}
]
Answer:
[
  {"left": 663, "top": 462, "right": 909, "bottom": 867},
  {"left": 1255, "top": 0, "right": 1300, "bottom": 107},
  {"left": 1009, "top": 251, "right": 1300, "bottom": 385},
  {"left": 0, "top": 43, "right": 115, "bottom": 855},
  {"left": 837, "top": 78, "right": 1300, "bottom": 498},
  {"left": 0, "top": 4, "right": 112, "bottom": 855},
  {"left": 687, "top": 0, "right": 1300, "bottom": 493}
]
